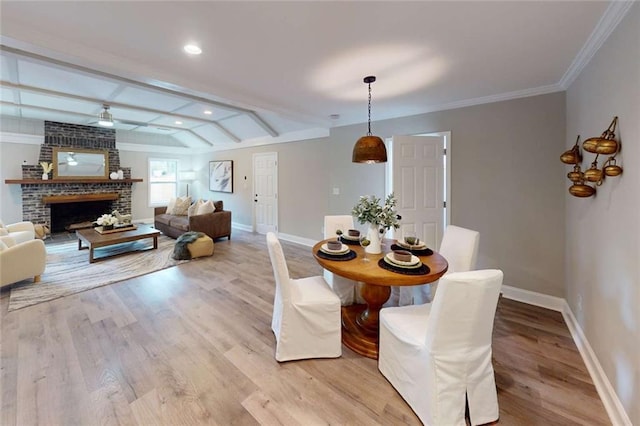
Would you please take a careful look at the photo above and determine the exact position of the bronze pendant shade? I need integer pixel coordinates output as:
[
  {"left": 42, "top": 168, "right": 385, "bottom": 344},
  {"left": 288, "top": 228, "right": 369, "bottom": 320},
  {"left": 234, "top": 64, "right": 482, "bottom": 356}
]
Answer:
[{"left": 352, "top": 76, "right": 387, "bottom": 163}]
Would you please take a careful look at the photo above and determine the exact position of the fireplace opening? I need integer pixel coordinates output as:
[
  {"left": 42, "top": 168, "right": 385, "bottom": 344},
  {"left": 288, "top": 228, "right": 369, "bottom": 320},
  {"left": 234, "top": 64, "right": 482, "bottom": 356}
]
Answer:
[{"left": 50, "top": 201, "right": 113, "bottom": 233}]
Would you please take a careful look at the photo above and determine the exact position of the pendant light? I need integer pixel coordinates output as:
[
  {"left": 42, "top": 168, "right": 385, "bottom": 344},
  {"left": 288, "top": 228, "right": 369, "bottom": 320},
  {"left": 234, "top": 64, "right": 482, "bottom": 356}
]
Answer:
[
  {"left": 352, "top": 75, "right": 387, "bottom": 163},
  {"left": 98, "top": 104, "right": 114, "bottom": 127}
]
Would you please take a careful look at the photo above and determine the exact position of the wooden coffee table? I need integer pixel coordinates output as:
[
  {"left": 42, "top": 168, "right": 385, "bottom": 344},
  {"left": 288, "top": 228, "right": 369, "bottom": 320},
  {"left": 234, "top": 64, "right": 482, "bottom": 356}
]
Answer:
[{"left": 76, "top": 224, "right": 161, "bottom": 263}]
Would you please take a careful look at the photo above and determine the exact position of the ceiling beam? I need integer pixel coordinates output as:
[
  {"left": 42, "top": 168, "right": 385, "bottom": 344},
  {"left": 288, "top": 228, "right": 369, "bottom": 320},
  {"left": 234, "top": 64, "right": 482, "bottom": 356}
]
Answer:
[
  {"left": 0, "top": 45, "right": 280, "bottom": 137},
  {"left": 1, "top": 81, "right": 240, "bottom": 142},
  {"left": 0, "top": 100, "right": 214, "bottom": 147}
]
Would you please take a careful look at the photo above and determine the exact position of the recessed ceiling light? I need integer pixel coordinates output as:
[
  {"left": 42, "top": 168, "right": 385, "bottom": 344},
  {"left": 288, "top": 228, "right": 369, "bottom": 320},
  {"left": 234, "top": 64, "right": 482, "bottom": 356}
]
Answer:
[
  {"left": 204, "top": 110, "right": 212, "bottom": 115},
  {"left": 175, "top": 121, "right": 183, "bottom": 125},
  {"left": 330, "top": 114, "right": 340, "bottom": 120},
  {"left": 183, "top": 44, "right": 202, "bottom": 55}
]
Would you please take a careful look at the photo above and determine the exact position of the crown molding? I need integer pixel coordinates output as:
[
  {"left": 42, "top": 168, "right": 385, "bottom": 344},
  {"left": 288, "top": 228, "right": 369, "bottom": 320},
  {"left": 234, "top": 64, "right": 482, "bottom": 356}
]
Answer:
[
  {"left": 559, "top": 1, "right": 635, "bottom": 89},
  {"left": 427, "top": 84, "right": 563, "bottom": 114}
]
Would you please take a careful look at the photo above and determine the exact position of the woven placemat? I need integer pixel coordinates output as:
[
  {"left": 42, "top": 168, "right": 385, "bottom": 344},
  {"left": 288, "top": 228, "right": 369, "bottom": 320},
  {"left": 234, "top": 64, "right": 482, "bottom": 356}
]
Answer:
[
  {"left": 316, "top": 249, "right": 357, "bottom": 261},
  {"left": 378, "top": 258, "right": 430, "bottom": 275},
  {"left": 339, "top": 236, "right": 361, "bottom": 246},
  {"left": 390, "top": 243, "right": 433, "bottom": 256}
]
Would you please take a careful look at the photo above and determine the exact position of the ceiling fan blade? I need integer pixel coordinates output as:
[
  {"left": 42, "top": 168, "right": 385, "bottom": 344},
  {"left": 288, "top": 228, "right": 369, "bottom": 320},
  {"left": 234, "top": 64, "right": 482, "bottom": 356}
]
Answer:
[{"left": 116, "top": 119, "right": 148, "bottom": 127}]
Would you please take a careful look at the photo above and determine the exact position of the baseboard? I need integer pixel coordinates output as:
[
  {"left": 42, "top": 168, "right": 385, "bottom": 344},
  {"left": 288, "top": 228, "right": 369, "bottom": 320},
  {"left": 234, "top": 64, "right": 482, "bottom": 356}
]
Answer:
[
  {"left": 501, "top": 285, "right": 631, "bottom": 425},
  {"left": 500, "top": 284, "right": 565, "bottom": 311},
  {"left": 276, "top": 232, "right": 315, "bottom": 247},
  {"left": 232, "top": 222, "right": 252, "bottom": 232},
  {"left": 560, "top": 301, "right": 632, "bottom": 426}
]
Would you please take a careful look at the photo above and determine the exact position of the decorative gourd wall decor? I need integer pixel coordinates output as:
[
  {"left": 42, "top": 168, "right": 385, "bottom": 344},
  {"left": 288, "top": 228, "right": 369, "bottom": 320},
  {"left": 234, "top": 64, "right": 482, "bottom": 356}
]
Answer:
[{"left": 561, "top": 116, "right": 623, "bottom": 198}]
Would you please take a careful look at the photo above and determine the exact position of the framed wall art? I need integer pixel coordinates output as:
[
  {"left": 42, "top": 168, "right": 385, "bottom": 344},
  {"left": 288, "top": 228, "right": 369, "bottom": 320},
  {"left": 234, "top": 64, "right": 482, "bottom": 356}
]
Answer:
[{"left": 209, "top": 160, "right": 233, "bottom": 193}]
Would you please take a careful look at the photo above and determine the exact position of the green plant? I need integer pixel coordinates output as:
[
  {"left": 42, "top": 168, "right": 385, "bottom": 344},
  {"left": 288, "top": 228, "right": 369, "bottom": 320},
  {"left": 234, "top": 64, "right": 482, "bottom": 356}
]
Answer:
[{"left": 351, "top": 193, "right": 401, "bottom": 231}]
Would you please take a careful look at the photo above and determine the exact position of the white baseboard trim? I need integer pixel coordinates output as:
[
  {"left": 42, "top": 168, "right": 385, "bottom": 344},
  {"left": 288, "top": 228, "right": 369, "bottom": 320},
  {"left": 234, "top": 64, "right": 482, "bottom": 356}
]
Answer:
[
  {"left": 501, "top": 285, "right": 631, "bottom": 426},
  {"left": 500, "top": 284, "right": 565, "bottom": 311},
  {"left": 232, "top": 222, "right": 252, "bottom": 233},
  {"left": 276, "top": 232, "right": 315, "bottom": 247},
  {"left": 560, "top": 301, "right": 632, "bottom": 426}
]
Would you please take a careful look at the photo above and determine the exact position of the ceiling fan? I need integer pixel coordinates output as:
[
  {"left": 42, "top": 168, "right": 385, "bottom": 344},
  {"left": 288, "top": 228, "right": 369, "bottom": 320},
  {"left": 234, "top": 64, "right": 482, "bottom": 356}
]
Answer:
[{"left": 89, "top": 104, "right": 149, "bottom": 128}]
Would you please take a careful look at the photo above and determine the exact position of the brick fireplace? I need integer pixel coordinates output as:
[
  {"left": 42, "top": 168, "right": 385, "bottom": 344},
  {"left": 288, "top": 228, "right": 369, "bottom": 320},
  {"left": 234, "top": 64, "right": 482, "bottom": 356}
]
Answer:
[{"left": 18, "top": 121, "right": 135, "bottom": 231}]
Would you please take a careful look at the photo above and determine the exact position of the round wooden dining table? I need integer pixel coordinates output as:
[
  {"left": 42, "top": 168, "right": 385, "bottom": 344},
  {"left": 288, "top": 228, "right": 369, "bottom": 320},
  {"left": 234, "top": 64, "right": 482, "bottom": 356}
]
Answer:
[{"left": 312, "top": 238, "right": 448, "bottom": 359}]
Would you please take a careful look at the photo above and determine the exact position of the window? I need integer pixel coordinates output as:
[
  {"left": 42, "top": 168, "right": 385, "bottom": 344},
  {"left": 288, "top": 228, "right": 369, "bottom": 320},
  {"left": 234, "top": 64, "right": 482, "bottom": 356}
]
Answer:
[{"left": 148, "top": 158, "right": 178, "bottom": 207}]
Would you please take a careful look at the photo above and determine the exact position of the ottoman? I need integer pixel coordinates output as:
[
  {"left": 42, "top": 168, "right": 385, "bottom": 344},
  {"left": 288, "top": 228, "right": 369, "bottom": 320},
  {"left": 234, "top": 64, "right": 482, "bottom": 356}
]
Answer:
[{"left": 172, "top": 231, "right": 214, "bottom": 260}]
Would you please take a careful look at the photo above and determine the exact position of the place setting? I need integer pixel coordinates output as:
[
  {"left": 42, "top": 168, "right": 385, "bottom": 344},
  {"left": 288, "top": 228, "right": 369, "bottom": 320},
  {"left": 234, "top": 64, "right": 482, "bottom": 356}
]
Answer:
[
  {"left": 316, "top": 239, "right": 357, "bottom": 261},
  {"left": 391, "top": 231, "right": 434, "bottom": 256},
  {"left": 337, "top": 228, "right": 362, "bottom": 245},
  {"left": 378, "top": 249, "right": 430, "bottom": 275}
]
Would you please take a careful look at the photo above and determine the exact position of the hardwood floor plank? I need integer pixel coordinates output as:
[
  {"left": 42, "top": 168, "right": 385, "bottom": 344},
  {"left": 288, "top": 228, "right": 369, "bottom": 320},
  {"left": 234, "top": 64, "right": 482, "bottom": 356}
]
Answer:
[{"left": 0, "top": 230, "right": 611, "bottom": 425}]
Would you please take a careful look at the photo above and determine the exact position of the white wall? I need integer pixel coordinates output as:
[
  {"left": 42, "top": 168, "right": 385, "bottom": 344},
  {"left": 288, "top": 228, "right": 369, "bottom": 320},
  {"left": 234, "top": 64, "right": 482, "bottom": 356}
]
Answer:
[{"left": 565, "top": 4, "right": 639, "bottom": 424}]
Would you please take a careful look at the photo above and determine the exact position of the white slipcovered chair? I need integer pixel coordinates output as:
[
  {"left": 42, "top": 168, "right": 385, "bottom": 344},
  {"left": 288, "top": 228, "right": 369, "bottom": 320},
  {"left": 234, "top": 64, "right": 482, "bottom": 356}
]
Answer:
[
  {"left": 0, "top": 235, "right": 47, "bottom": 288},
  {"left": 389, "top": 224, "right": 480, "bottom": 306},
  {"left": 323, "top": 215, "right": 363, "bottom": 305},
  {"left": 0, "top": 219, "right": 36, "bottom": 244},
  {"left": 266, "top": 232, "right": 342, "bottom": 362},
  {"left": 379, "top": 269, "right": 503, "bottom": 426}
]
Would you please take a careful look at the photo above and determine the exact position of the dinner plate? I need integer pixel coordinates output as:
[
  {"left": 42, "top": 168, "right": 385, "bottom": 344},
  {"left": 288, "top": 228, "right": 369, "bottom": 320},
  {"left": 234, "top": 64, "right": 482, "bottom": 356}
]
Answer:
[
  {"left": 384, "top": 253, "right": 422, "bottom": 268},
  {"left": 321, "top": 243, "right": 350, "bottom": 254},
  {"left": 396, "top": 240, "right": 427, "bottom": 250},
  {"left": 341, "top": 234, "right": 360, "bottom": 241}
]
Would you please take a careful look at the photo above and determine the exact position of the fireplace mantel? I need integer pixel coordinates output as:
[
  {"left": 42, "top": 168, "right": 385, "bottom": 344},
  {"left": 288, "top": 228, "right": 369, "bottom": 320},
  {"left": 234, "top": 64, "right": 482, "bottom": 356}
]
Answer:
[{"left": 5, "top": 178, "right": 143, "bottom": 185}]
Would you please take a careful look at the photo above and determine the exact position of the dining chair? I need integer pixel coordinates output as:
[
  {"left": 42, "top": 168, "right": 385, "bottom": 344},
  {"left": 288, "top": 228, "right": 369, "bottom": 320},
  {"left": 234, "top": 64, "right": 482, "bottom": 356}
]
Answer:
[
  {"left": 378, "top": 269, "right": 503, "bottom": 426},
  {"left": 323, "top": 215, "right": 363, "bottom": 305},
  {"left": 388, "top": 224, "right": 480, "bottom": 306},
  {"left": 266, "top": 232, "right": 342, "bottom": 362}
]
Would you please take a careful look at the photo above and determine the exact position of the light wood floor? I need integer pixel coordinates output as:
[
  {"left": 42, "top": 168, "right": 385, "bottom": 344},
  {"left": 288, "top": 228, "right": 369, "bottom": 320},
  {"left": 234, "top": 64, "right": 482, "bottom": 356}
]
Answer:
[{"left": 1, "top": 230, "right": 610, "bottom": 425}]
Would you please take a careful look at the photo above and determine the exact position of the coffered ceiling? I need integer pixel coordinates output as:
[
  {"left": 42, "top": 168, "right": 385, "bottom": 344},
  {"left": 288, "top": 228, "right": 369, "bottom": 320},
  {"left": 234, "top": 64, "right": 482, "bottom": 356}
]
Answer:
[{"left": 0, "top": 1, "right": 631, "bottom": 152}]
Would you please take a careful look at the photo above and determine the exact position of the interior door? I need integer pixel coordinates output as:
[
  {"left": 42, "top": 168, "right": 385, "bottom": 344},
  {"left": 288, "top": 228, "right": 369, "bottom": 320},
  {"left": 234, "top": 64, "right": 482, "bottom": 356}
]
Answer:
[
  {"left": 391, "top": 135, "right": 445, "bottom": 250},
  {"left": 253, "top": 152, "right": 278, "bottom": 234}
]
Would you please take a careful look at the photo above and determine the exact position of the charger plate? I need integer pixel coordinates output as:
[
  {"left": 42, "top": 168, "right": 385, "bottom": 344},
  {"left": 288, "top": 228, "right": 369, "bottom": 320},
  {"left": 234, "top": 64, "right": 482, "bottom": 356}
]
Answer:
[
  {"left": 316, "top": 250, "right": 356, "bottom": 261},
  {"left": 378, "top": 258, "right": 430, "bottom": 275},
  {"left": 390, "top": 243, "right": 433, "bottom": 256}
]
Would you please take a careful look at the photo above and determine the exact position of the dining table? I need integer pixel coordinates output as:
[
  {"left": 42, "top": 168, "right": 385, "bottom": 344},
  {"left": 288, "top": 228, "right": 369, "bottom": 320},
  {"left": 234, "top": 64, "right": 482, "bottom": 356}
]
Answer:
[{"left": 312, "top": 237, "right": 448, "bottom": 359}]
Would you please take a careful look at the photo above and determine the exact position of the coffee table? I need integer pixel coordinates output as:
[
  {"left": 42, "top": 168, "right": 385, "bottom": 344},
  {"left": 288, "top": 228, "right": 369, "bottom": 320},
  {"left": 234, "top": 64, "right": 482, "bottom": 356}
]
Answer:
[{"left": 76, "top": 224, "right": 161, "bottom": 263}]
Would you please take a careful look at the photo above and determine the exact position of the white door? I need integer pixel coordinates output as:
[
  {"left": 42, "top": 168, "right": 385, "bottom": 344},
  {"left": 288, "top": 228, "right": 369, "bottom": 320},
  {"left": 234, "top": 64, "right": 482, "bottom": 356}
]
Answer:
[
  {"left": 253, "top": 152, "right": 278, "bottom": 234},
  {"left": 391, "top": 135, "right": 445, "bottom": 250}
]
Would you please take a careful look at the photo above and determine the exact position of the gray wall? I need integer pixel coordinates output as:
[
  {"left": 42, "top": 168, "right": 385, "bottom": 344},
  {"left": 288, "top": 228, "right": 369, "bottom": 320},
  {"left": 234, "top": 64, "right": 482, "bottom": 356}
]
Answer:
[
  {"left": 203, "top": 92, "right": 567, "bottom": 298},
  {"left": 565, "top": 4, "right": 639, "bottom": 424}
]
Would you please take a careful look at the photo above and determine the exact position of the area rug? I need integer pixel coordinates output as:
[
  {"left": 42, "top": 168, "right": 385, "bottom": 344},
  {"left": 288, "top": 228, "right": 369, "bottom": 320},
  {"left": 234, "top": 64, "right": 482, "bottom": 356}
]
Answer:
[{"left": 8, "top": 236, "right": 187, "bottom": 311}]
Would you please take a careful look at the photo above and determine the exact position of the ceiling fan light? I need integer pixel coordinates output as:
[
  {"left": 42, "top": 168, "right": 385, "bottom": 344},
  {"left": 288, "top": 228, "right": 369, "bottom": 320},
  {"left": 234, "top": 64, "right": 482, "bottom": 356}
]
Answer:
[
  {"left": 352, "top": 135, "right": 387, "bottom": 163},
  {"left": 98, "top": 105, "right": 114, "bottom": 127}
]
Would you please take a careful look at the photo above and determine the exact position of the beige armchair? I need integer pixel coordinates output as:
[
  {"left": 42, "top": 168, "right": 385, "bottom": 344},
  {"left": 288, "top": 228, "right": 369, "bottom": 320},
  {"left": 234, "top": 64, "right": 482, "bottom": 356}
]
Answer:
[
  {"left": 0, "top": 236, "right": 46, "bottom": 288},
  {"left": 0, "top": 219, "right": 36, "bottom": 244}
]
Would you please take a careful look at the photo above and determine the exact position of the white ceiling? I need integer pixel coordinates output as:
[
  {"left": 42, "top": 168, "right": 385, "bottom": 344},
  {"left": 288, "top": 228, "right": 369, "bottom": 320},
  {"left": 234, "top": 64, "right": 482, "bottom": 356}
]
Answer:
[{"left": 0, "top": 1, "right": 630, "bottom": 152}]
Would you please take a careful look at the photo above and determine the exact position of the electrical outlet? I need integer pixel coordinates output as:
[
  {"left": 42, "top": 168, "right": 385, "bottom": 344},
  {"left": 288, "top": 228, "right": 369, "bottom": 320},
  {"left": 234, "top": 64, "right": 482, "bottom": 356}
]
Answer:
[{"left": 332, "top": 187, "right": 340, "bottom": 195}]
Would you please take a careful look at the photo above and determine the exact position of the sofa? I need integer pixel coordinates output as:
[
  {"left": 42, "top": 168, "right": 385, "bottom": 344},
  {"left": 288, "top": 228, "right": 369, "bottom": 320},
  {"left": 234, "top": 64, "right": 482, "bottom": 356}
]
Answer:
[{"left": 154, "top": 200, "right": 231, "bottom": 240}]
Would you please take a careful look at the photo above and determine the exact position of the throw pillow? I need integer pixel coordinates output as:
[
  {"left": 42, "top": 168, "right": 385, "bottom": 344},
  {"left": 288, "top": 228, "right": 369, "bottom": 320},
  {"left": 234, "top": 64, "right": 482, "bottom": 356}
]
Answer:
[
  {"left": 173, "top": 196, "right": 192, "bottom": 216},
  {"left": 165, "top": 197, "right": 178, "bottom": 214},
  {"left": 188, "top": 199, "right": 203, "bottom": 217},
  {"left": 196, "top": 200, "right": 215, "bottom": 215}
]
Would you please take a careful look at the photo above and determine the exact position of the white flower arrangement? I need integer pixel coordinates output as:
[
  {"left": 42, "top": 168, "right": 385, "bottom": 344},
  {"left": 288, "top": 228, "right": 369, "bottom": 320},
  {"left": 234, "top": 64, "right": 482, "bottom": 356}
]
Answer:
[
  {"left": 351, "top": 193, "right": 401, "bottom": 231},
  {"left": 96, "top": 213, "right": 118, "bottom": 227}
]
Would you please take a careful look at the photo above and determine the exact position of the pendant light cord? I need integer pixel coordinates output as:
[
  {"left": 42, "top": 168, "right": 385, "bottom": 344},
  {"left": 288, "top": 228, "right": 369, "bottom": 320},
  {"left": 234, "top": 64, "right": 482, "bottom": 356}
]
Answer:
[{"left": 367, "top": 82, "right": 372, "bottom": 136}]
